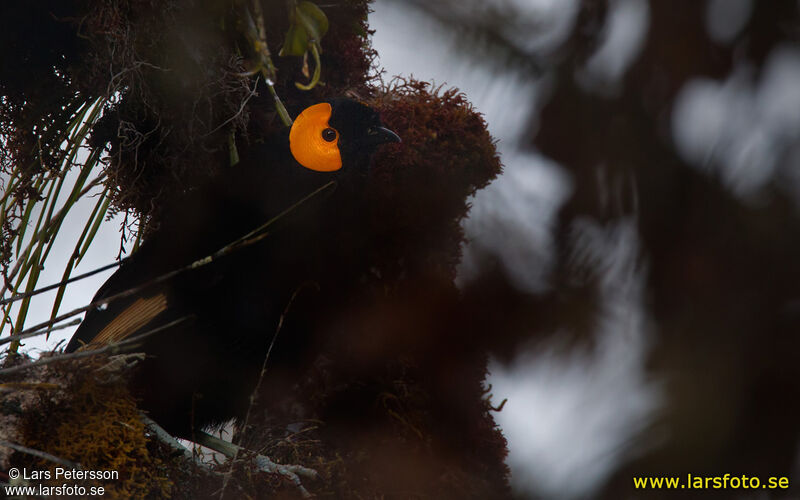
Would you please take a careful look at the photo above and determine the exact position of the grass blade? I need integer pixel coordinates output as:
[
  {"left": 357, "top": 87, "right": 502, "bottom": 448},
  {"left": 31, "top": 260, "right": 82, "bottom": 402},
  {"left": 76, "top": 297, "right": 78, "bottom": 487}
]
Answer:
[
  {"left": 15, "top": 175, "right": 50, "bottom": 257},
  {"left": 47, "top": 188, "right": 110, "bottom": 336},
  {"left": 77, "top": 194, "right": 110, "bottom": 264},
  {"left": 9, "top": 246, "right": 43, "bottom": 352}
]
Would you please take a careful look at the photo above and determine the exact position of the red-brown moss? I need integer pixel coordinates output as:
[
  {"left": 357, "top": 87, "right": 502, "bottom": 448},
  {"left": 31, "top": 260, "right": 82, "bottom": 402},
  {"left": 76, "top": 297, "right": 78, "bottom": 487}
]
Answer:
[
  {"left": 231, "top": 79, "right": 509, "bottom": 498},
  {"left": 367, "top": 79, "right": 503, "bottom": 283}
]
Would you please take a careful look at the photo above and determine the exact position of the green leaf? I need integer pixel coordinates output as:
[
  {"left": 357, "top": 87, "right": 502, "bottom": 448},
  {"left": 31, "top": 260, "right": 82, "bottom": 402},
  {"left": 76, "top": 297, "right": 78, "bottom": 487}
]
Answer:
[
  {"left": 14, "top": 176, "right": 46, "bottom": 256},
  {"left": 279, "top": 1, "right": 329, "bottom": 57},
  {"left": 279, "top": 23, "right": 309, "bottom": 57},
  {"left": 132, "top": 227, "right": 144, "bottom": 254},
  {"left": 77, "top": 194, "right": 110, "bottom": 264},
  {"left": 10, "top": 245, "right": 43, "bottom": 351},
  {"left": 297, "top": 1, "right": 329, "bottom": 41},
  {"left": 228, "top": 131, "right": 240, "bottom": 167},
  {"left": 48, "top": 189, "right": 108, "bottom": 336},
  {"left": 0, "top": 172, "right": 20, "bottom": 208},
  {"left": 2, "top": 95, "right": 109, "bottom": 353}
]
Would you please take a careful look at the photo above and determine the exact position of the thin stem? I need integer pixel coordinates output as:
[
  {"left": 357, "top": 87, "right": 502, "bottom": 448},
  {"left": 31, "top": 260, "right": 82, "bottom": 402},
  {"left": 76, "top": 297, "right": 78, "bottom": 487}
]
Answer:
[
  {"left": 242, "top": 0, "right": 292, "bottom": 127},
  {"left": 0, "top": 316, "right": 194, "bottom": 377},
  {"left": 0, "top": 319, "right": 81, "bottom": 347},
  {"left": 0, "top": 440, "right": 81, "bottom": 469},
  {"left": 4, "top": 181, "right": 336, "bottom": 342},
  {"left": 294, "top": 44, "right": 322, "bottom": 91},
  {"left": 0, "top": 175, "right": 106, "bottom": 300},
  {"left": 0, "top": 260, "right": 123, "bottom": 307},
  {"left": 250, "top": 0, "right": 276, "bottom": 80}
]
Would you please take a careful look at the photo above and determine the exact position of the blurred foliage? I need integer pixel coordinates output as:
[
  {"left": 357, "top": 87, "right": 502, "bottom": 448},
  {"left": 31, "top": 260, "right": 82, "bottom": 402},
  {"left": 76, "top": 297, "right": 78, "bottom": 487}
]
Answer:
[
  {"left": 535, "top": 3, "right": 800, "bottom": 496},
  {"left": 407, "top": 0, "right": 800, "bottom": 497},
  {"left": 390, "top": 0, "right": 609, "bottom": 75}
]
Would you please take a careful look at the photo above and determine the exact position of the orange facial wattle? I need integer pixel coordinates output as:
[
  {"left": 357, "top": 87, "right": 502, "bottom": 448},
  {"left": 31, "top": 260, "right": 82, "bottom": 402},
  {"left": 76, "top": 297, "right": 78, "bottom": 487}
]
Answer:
[{"left": 289, "top": 103, "right": 342, "bottom": 172}]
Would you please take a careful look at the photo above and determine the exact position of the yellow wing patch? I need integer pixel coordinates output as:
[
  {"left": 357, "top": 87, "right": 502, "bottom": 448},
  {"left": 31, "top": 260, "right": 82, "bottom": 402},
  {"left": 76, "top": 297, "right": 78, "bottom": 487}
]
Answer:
[{"left": 89, "top": 294, "right": 169, "bottom": 347}]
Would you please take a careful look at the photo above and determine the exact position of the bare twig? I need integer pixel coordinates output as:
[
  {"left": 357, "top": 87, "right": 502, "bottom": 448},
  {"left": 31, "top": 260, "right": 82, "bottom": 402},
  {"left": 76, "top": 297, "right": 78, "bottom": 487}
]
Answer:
[
  {"left": 219, "top": 283, "right": 317, "bottom": 499},
  {"left": 0, "top": 382, "right": 60, "bottom": 393},
  {"left": 0, "top": 319, "right": 81, "bottom": 347},
  {"left": 0, "top": 440, "right": 80, "bottom": 469},
  {"left": 0, "top": 316, "right": 194, "bottom": 377},
  {"left": 489, "top": 398, "right": 508, "bottom": 412},
  {"left": 0, "top": 261, "right": 124, "bottom": 306},
  {"left": 203, "top": 77, "right": 260, "bottom": 138},
  {"left": 142, "top": 414, "right": 315, "bottom": 496},
  {"left": 241, "top": 283, "right": 316, "bottom": 436},
  {"left": 207, "top": 430, "right": 316, "bottom": 500},
  {"left": 139, "top": 413, "right": 195, "bottom": 461}
]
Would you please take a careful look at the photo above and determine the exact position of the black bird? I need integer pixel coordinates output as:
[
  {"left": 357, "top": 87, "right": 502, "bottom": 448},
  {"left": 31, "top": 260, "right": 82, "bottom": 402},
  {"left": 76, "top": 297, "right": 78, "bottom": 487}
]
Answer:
[{"left": 66, "top": 98, "right": 400, "bottom": 439}]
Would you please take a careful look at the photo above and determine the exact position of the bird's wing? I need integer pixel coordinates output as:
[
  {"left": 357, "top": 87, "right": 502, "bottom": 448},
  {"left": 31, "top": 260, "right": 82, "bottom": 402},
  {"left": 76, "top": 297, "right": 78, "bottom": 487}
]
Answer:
[
  {"left": 66, "top": 160, "right": 326, "bottom": 352},
  {"left": 86, "top": 292, "right": 168, "bottom": 347},
  {"left": 65, "top": 252, "right": 176, "bottom": 352},
  {"left": 65, "top": 171, "right": 246, "bottom": 353}
]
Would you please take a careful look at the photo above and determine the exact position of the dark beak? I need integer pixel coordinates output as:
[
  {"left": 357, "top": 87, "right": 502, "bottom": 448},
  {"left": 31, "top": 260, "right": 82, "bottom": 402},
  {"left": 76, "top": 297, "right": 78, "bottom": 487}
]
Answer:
[{"left": 367, "top": 126, "right": 401, "bottom": 146}]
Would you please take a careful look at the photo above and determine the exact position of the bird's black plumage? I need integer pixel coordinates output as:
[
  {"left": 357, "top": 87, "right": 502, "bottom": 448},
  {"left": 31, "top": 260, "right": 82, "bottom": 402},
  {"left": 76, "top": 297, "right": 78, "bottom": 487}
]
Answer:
[{"left": 66, "top": 98, "right": 399, "bottom": 437}]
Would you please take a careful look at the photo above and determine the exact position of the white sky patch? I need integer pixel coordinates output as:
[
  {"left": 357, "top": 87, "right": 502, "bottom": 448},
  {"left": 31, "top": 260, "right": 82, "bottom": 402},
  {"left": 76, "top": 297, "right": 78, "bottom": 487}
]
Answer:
[
  {"left": 502, "top": 0, "right": 581, "bottom": 54},
  {"left": 672, "top": 45, "right": 800, "bottom": 201},
  {"left": 458, "top": 152, "right": 570, "bottom": 294},
  {"left": 578, "top": 0, "right": 650, "bottom": 93},
  {"left": 758, "top": 47, "right": 800, "bottom": 138},
  {"left": 705, "top": 0, "right": 753, "bottom": 45},
  {"left": 491, "top": 218, "right": 660, "bottom": 499}
]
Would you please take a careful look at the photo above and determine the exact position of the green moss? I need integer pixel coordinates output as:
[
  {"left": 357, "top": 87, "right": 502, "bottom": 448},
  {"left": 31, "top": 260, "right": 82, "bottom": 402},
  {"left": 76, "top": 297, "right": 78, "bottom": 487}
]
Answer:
[{"left": 19, "top": 357, "right": 174, "bottom": 499}]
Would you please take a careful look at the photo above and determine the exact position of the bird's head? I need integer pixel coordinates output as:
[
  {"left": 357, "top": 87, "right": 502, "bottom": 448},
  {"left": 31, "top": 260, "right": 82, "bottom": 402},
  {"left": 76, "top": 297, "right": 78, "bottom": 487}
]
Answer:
[{"left": 288, "top": 98, "right": 400, "bottom": 175}]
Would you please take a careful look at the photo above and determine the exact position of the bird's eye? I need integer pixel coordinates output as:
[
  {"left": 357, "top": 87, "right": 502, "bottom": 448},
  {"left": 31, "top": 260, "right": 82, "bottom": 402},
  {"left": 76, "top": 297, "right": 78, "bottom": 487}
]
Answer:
[{"left": 322, "top": 128, "right": 337, "bottom": 142}]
